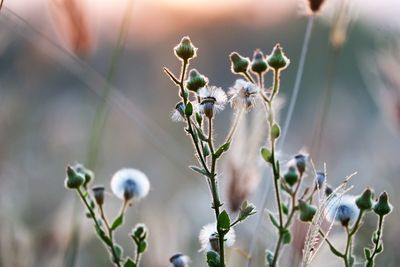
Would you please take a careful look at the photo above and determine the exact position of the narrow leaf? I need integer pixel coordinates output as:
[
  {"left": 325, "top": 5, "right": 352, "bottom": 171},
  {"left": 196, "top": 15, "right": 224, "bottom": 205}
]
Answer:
[{"left": 111, "top": 214, "right": 124, "bottom": 231}]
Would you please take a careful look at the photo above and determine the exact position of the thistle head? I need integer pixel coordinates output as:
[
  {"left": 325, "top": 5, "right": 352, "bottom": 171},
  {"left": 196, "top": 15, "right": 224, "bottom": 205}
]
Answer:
[
  {"left": 229, "top": 52, "right": 250, "bottom": 74},
  {"left": 174, "top": 36, "right": 197, "bottom": 62},
  {"left": 266, "top": 44, "right": 290, "bottom": 71},
  {"left": 373, "top": 192, "right": 393, "bottom": 217},
  {"left": 251, "top": 49, "right": 268, "bottom": 74},
  {"left": 186, "top": 69, "right": 208, "bottom": 92}
]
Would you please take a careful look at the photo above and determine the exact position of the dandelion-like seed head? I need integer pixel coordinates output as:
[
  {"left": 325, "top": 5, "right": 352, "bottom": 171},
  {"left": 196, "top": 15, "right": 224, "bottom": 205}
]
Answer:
[
  {"left": 198, "top": 86, "right": 227, "bottom": 118},
  {"left": 110, "top": 168, "right": 150, "bottom": 202},
  {"left": 198, "top": 223, "right": 235, "bottom": 252},
  {"left": 228, "top": 79, "right": 259, "bottom": 111},
  {"left": 326, "top": 195, "right": 359, "bottom": 227},
  {"left": 170, "top": 253, "right": 191, "bottom": 267}
]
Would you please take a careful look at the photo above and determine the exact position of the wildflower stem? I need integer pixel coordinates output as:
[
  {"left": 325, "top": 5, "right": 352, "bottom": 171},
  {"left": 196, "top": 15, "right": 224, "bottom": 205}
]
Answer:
[
  {"left": 244, "top": 71, "right": 256, "bottom": 84},
  {"left": 207, "top": 117, "right": 225, "bottom": 267},
  {"left": 279, "top": 15, "right": 314, "bottom": 149},
  {"left": 76, "top": 188, "right": 122, "bottom": 267},
  {"left": 367, "top": 215, "right": 384, "bottom": 265},
  {"left": 319, "top": 230, "right": 344, "bottom": 258}
]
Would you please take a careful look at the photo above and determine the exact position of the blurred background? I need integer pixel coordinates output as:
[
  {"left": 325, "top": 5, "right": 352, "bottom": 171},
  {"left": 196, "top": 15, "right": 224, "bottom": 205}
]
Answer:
[{"left": 0, "top": 0, "right": 399, "bottom": 266}]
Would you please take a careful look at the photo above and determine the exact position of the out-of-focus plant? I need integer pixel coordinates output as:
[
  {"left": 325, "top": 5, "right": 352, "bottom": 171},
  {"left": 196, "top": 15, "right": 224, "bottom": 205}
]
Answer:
[{"left": 64, "top": 163, "right": 150, "bottom": 267}]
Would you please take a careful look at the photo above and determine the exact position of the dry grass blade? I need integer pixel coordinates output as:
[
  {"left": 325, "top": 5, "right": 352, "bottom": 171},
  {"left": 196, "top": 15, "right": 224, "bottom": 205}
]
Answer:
[
  {"left": 49, "top": 0, "right": 93, "bottom": 56},
  {"left": 302, "top": 163, "right": 356, "bottom": 267}
]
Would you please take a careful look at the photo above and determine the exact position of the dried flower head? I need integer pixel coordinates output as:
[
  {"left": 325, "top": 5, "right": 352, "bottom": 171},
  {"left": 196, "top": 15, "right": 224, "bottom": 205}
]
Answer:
[
  {"left": 198, "top": 86, "right": 227, "bottom": 118},
  {"left": 110, "top": 168, "right": 150, "bottom": 202},
  {"left": 326, "top": 195, "right": 359, "bottom": 227},
  {"left": 228, "top": 79, "right": 259, "bottom": 111},
  {"left": 170, "top": 253, "right": 191, "bottom": 267},
  {"left": 198, "top": 223, "right": 235, "bottom": 252},
  {"left": 92, "top": 185, "right": 105, "bottom": 206}
]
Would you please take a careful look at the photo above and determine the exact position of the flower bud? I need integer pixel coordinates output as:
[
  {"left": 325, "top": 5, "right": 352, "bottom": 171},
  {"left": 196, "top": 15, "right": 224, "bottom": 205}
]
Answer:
[
  {"left": 174, "top": 36, "right": 197, "bottom": 61},
  {"left": 294, "top": 154, "right": 307, "bottom": 175},
  {"left": 65, "top": 165, "right": 85, "bottom": 189},
  {"left": 186, "top": 69, "right": 208, "bottom": 92},
  {"left": 238, "top": 201, "right": 256, "bottom": 221},
  {"left": 72, "top": 163, "right": 94, "bottom": 188},
  {"left": 170, "top": 253, "right": 190, "bottom": 267},
  {"left": 251, "top": 49, "right": 268, "bottom": 74},
  {"left": 284, "top": 166, "right": 298, "bottom": 187},
  {"left": 267, "top": 44, "right": 290, "bottom": 71},
  {"left": 373, "top": 192, "right": 393, "bottom": 217},
  {"left": 298, "top": 200, "right": 316, "bottom": 222},
  {"left": 355, "top": 188, "right": 374, "bottom": 211},
  {"left": 229, "top": 52, "right": 250, "bottom": 74},
  {"left": 92, "top": 185, "right": 105, "bottom": 206}
]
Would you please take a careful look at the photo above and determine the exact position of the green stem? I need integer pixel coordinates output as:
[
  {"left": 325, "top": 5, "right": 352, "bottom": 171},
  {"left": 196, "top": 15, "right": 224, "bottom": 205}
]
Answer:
[
  {"left": 77, "top": 188, "right": 122, "bottom": 267},
  {"left": 367, "top": 215, "right": 384, "bottom": 265},
  {"left": 207, "top": 117, "right": 225, "bottom": 267}
]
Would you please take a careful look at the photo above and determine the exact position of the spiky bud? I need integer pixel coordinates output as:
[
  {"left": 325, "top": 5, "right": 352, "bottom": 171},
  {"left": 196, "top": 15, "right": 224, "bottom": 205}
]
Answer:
[
  {"left": 356, "top": 188, "right": 374, "bottom": 211},
  {"left": 229, "top": 52, "right": 250, "bottom": 74},
  {"left": 266, "top": 44, "right": 290, "bottom": 71},
  {"left": 284, "top": 166, "right": 299, "bottom": 187},
  {"left": 64, "top": 165, "right": 85, "bottom": 189},
  {"left": 186, "top": 69, "right": 208, "bottom": 92},
  {"left": 174, "top": 36, "right": 197, "bottom": 61},
  {"left": 373, "top": 192, "right": 393, "bottom": 217},
  {"left": 251, "top": 49, "right": 268, "bottom": 74},
  {"left": 299, "top": 200, "right": 316, "bottom": 222}
]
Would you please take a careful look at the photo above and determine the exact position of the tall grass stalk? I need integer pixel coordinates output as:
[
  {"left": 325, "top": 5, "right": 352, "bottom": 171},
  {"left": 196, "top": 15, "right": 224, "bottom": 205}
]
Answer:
[{"left": 279, "top": 15, "right": 314, "bottom": 149}]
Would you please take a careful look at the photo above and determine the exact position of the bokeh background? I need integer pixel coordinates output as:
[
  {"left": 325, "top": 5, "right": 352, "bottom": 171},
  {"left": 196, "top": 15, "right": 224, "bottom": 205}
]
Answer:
[{"left": 0, "top": 0, "right": 399, "bottom": 266}]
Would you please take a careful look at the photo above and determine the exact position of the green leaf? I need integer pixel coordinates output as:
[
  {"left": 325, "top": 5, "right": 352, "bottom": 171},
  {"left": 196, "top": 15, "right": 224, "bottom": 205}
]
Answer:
[
  {"left": 113, "top": 244, "right": 123, "bottom": 262},
  {"left": 202, "top": 144, "right": 210, "bottom": 157},
  {"left": 271, "top": 123, "right": 281, "bottom": 139},
  {"left": 261, "top": 147, "right": 272, "bottom": 163},
  {"left": 206, "top": 250, "right": 220, "bottom": 267},
  {"left": 189, "top": 165, "right": 209, "bottom": 176},
  {"left": 111, "top": 214, "right": 124, "bottom": 231},
  {"left": 281, "top": 203, "right": 289, "bottom": 215},
  {"left": 328, "top": 244, "right": 343, "bottom": 257},
  {"left": 124, "top": 258, "right": 136, "bottom": 267},
  {"left": 364, "top": 248, "right": 371, "bottom": 259},
  {"left": 137, "top": 241, "right": 147, "bottom": 253},
  {"left": 217, "top": 210, "right": 231, "bottom": 232},
  {"left": 196, "top": 128, "right": 209, "bottom": 142},
  {"left": 95, "top": 225, "right": 113, "bottom": 246},
  {"left": 281, "top": 229, "right": 291, "bottom": 244},
  {"left": 268, "top": 211, "right": 280, "bottom": 229},
  {"left": 196, "top": 112, "right": 203, "bottom": 126},
  {"left": 214, "top": 142, "right": 231, "bottom": 158},
  {"left": 185, "top": 102, "right": 193, "bottom": 116}
]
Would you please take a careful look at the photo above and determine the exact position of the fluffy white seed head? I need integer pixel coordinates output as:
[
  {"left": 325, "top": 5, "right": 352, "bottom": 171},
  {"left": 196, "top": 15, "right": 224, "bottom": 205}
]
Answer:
[
  {"left": 110, "top": 168, "right": 150, "bottom": 201},
  {"left": 198, "top": 86, "right": 227, "bottom": 118},
  {"left": 228, "top": 79, "right": 259, "bottom": 111},
  {"left": 198, "top": 222, "right": 235, "bottom": 252},
  {"left": 326, "top": 195, "right": 359, "bottom": 227}
]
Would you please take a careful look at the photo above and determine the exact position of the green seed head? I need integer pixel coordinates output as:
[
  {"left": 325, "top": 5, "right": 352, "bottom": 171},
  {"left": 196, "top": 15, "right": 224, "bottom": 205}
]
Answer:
[
  {"left": 251, "top": 49, "right": 268, "bottom": 74},
  {"left": 174, "top": 36, "right": 197, "bottom": 61},
  {"left": 267, "top": 44, "right": 290, "bottom": 71},
  {"left": 65, "top": 165, "right": 85, "bottom": 189},
  {"left": 299, "top": 200, "right": 317, "bottom": 222},
  {"left": 284, "top": 166, "right": 299, "bottom": 187},
  {"left": 229, "top": 52, "right": 250, "bottom": 74},
  {"left": 356, "top": 188, "right": 374, "bottom": 211},
  {"left": 373, "top": 192, "right": 393, "bottom": 217},
  {"left": 186, "top": 69, "right": 208, "bottom": 92}
]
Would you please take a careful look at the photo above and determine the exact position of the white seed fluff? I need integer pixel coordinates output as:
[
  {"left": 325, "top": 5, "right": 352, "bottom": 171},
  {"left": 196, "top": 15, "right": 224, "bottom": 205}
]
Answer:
[
  {"left": 198, "top": 222, "right": 236, "bottom": 252},
  {"left": 110, "top": 168, "right": 150, "bottom": 201},
  {"left": 326, "top": 195, "right": 359, "bottom": 227}
]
